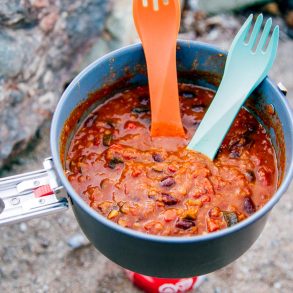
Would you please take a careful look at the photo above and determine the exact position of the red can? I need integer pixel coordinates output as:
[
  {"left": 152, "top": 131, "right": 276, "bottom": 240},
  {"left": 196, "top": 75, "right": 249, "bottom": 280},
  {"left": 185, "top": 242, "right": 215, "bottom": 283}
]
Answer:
[{"left": 125, "top": 270, "right": 205, "bottom": 293}]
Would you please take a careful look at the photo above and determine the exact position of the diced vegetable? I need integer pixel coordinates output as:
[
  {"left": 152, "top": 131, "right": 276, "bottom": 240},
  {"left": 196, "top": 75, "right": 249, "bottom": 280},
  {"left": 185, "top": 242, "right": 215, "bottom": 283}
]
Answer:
[
  {"left": 243, "top": 197, "right": 256, "bottom": 214},
  {"left": 209, "top": 207, "right": 221, "bottom": 218},
  {"left": 108, "top": 209, "right": 119, "bottom": 219},
  {"left": 223, "top": 211, "right": 238, "bottom": 227},
  {"left": 163, "top": 209, "right": 177, "bottom": 222},
  {"left": 103, "top": 132, "right": 113, "bottom": 146},
  {"left": 182, "top": 207, "right": 199, "bottom": 220},
  {"left": 132, "top": 107, "right": 150, "bottom": 114},
  {"left": 108, "top": 157, "right": 123, "bottom": 169},
  {"left": 206, "top": 218, "right": 220, "bottom": 232}
]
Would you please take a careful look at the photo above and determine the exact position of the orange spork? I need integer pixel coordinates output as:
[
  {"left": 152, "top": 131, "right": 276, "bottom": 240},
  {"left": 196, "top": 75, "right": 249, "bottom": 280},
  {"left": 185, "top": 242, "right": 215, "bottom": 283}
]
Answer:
[{"left": 133, "top": 0, "right": 185, "bottom": 137}]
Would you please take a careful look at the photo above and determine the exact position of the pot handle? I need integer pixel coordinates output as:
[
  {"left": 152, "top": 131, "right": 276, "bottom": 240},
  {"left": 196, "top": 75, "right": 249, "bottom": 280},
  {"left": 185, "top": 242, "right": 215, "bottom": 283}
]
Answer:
[{"left": 0, "top": 157, "right": 68, "bottom": 226}]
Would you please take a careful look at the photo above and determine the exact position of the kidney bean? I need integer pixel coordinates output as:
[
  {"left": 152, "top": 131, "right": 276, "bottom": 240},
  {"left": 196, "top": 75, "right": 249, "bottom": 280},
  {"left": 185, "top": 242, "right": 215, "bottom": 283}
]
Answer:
[
  {"left": 245, "top": 170, "right": 256, "bottom": 183},
  {"left": 243, "top": 197, "right": 256, "bottom": 214},
  {"left": 106, "top": 120, "right": 115, "bottom": 128},
  {"left": 152, "top": 153, "right": 164, "bottom": 162},
  {"left": 162, "top": 194, "right": 178, "bottom": 205},
  {"left": 160, "top": 177, "right": 175, "bottom": 187},
  {"left": 223, "top": 211, "right": 238, "bottom": 227},
  {"left": 176, "top": 219, "right": 195, "bottom": 230}
]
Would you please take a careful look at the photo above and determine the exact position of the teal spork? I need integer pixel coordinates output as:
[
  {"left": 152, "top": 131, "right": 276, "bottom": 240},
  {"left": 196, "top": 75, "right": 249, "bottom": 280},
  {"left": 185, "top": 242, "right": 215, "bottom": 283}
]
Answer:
[{"left": 187, "top": 14, "right": 279, "bottom": 160}]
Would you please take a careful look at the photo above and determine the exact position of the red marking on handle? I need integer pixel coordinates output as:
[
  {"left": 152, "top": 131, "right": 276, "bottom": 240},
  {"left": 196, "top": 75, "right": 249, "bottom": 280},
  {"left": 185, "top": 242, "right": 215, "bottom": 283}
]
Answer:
[{"left": 34, "top": 185, "right": 54, "bottom": 198}]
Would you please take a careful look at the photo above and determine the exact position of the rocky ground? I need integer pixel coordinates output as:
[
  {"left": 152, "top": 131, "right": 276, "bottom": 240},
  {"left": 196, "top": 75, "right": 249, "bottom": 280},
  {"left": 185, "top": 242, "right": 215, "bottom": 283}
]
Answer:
[{"left": 0, "top": 8, "right": 293, "bottom": 293}]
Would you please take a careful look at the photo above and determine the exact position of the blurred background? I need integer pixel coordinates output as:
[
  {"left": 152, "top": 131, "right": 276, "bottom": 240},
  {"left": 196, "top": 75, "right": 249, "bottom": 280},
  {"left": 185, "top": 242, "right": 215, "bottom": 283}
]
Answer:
[{"left": 0, "top": 0, "right": 292, "bottom": 292}]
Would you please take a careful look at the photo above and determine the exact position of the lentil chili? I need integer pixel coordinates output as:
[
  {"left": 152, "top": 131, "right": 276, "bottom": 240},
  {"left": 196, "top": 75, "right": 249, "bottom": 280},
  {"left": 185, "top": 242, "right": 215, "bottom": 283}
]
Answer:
[{"left": 64, "top": 84, "right": 277, "bottom": 236}]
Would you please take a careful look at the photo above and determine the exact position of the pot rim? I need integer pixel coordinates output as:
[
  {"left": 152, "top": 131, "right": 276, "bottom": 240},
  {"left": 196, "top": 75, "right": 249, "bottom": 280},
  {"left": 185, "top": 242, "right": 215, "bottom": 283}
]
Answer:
[{"left": 51, "top": 40, "right": 293, "bottom": 243}]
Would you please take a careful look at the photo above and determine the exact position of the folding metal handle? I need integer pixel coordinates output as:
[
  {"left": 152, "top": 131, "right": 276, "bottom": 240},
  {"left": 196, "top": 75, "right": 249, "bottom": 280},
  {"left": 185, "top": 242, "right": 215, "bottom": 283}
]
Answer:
[{"left": 0, "top": 158, "right": 68, "bottom": 226}]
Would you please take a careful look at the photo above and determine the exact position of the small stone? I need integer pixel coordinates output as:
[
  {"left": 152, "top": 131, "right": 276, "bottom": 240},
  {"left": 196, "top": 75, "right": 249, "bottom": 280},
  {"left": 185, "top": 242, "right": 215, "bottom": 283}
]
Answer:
[
  {"left": 40, "top": 12, "right": 59, "bottom": 33},
  {"left": 19, "top": 222, "right": 27, "bottom": 232},
  {"left": 66, "top": 233, "right": 90, "bottom": 249},
  {"left": 273, "top": 282, "right": 282, "bottom": 289},
  {"left": 32, "top": 0, "right": 50, "bottom": 8}
]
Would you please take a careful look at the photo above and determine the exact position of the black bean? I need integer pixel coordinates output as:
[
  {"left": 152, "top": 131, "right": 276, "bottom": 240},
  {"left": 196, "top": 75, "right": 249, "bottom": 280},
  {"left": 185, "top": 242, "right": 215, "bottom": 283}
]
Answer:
[
  {"left": 160, "top": 177, "right": 175, "bottom": 187},
  {"left": 132, "top": 107, "right": 150, "bottom": 114},
  {"left": 103, "top": 133, "right": 113, "bottom": 146},
  {"left": 176, "top": 219, "right": 195, "bottom": 230},
  {"left": 162, "top": 194, "right": 178, "bottom": 205},
  {"left": 243, "top": 197, "right": 256, "bottom": 214},
  {"left": 152, "top": 153, "right": 164, "bottom": 162},
  {"left": 245, "top": 170, "right": 256, "bottom": 183},
  {"left": 182, "top": 92, "right": 196, "bottom": 99},
  {"left": 223, "top": 211, "right": 238, "bottom": 227},
  {"left": 108, "top": 157, "right": 123, "bottom": 169}
]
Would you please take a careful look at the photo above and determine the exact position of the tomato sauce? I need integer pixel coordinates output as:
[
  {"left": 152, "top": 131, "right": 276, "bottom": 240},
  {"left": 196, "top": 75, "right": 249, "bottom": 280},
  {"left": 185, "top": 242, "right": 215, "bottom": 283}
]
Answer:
[{"left": 64, "top": 84, "right": 277, "bottom": 236}]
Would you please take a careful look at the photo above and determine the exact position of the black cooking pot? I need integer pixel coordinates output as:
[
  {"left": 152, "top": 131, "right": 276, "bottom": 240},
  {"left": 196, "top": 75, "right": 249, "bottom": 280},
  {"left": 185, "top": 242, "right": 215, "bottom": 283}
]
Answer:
[{"left": 1, "top": 41, "right": 292, "bottom": 278}]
